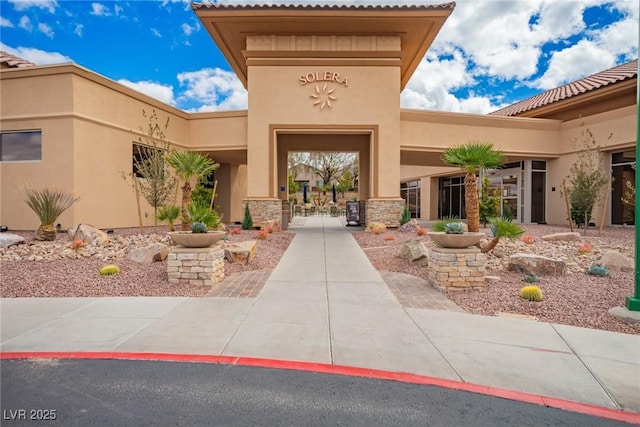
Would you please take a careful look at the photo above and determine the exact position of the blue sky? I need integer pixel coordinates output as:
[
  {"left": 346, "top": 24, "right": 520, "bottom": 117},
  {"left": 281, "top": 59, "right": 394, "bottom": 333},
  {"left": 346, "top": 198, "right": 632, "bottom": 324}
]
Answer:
[{"left": 1, "top": 0, "right": 638, "bottom": 114}]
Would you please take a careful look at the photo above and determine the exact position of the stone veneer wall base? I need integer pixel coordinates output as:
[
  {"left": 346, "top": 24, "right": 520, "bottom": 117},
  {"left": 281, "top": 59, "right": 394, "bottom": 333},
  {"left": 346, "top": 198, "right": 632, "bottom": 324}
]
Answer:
[
  {"left": 243, "top": 199, "right": 282, "bottom": 229},
  {"left": 167, "top": 245, "right": 225, "bottom": 287},
  {"left": 366, "top": 198, "right": 405, "bottom": 228},
  {"left": 428, "top": 246, "right": 486, "bottom": 290}
]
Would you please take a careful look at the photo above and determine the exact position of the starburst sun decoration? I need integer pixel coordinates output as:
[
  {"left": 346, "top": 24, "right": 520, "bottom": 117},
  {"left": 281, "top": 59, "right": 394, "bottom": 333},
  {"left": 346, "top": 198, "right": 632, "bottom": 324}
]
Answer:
[{"left": 310, "top": 83, "right": 337, "bottom": 110}]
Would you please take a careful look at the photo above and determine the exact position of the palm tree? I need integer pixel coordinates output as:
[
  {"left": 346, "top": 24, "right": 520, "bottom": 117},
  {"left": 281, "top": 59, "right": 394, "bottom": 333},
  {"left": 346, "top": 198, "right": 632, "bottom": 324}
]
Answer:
[
  {"left": 166, "top": 150, "right": 219, "bottom": 230},
  {"left": 443, "top": 142, "right": 504, "bottom": 233},
  {"left": 481, "top": 218, "right": 524, "bottom": 253},
  {"left": 23, "top": 187, "right": 79, "bottom": 241}
]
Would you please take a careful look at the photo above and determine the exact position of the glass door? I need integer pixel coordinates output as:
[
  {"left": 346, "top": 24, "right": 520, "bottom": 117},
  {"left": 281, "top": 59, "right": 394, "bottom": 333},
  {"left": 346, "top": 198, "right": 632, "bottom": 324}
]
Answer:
[{"left": 485, "top": 168, "right": 520, "bottom": 222}]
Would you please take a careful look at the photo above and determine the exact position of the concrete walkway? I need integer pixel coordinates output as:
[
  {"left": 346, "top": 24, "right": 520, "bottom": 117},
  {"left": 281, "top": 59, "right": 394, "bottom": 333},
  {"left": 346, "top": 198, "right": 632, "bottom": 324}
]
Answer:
[{"left": 1, "top": 217, "right": 639, "bottom": 414}]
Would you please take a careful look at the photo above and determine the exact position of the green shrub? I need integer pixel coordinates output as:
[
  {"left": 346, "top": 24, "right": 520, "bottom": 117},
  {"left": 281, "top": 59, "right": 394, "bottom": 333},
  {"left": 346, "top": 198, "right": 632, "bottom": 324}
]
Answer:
[
  {"left": 157, "top": 205, "right": 180, "bottom": 231},
  {"left": 400, "top": 203, "right": 411, "bottom": 225},
  {"left": 242, "top": 203, "right": 253, "bottom": 230},
  {"left": 185, "top": 202, "right": 222, "bottom": 230},
  {"left": 478, "top": 177, "right": 499, "bottom": 226},
  {"left": 586, "top": 264, "right": 610, "bottom": 277},
  {"left": 523, "top": 275, "right": 540, "bottom": 283},
  {"left": 430, "top": 216, "right": 462, "bottom": 232},
  {"left": 520, "top": 285, "right": 543, "bottom": 301},
  {"left": 444, "top": 222, "right": 465, "bottom": 234},
  {"left": 99, "top": 265, "right": 120, "bottom": 276},
  {"left": 23, "top": 186, "right": 79, "bottom": 241}
]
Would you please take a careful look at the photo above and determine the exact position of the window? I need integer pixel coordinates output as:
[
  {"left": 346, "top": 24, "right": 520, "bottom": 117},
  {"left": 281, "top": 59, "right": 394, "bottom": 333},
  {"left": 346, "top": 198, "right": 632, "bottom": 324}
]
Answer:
[
  {"left": 0, "top": 131, "right": 42, "bottom": 161},
  {"left": 132, "top": 142, "right": 166, "bottom": 178}
]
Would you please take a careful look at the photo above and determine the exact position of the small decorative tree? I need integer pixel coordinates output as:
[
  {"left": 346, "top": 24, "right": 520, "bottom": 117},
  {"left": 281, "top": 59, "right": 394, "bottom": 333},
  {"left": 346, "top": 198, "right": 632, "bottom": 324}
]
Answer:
[
  {"left": 565, "top": 125, "right": 609, "bottom": 232},
  {"left": 242, "top": 203, "right": 253, "bottom": 230},
  {"left": 166, "top": 150, "right": 219, "bottom": 231},
  {"left": 400, "top": 203, "right": 411, "bottom": 225},
  {"left": 443, "top": 142, "right": 505, "bottom": 233},
  {"left": 478, "top": 176, "right": 499, "bottom": 227},
  {"left": 122, "top": 109, "right": 177, "bottom": 233}
]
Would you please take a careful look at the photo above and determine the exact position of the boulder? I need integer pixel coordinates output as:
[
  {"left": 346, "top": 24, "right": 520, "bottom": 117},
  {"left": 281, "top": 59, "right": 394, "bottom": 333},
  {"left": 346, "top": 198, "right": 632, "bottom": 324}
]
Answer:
[
  {"left": 69, "top": 224, "right": 109, "bottom": 245},
  {"left": 399, "top": 218, "right": 420, "bottom": 233},
  {"left": 0, "top": 233, "right": 25, "bottom": 248},
  {"left": 598, "top": 250, "right": 634, "bottom": 271},
  {"left": 225, "top": 240, "right": 257, "bottom": 265},
  {"left": 365, "top": 222, "right": 387, "bottom": 233},
  {"left": 507, "top": 253, "right": 566, "bottom": 276},
  {"left": 542, "top": 232, "right": 581, "bottom": 242},
  {"left": 397, "top": 239, "right": 428, "bottom": 266},
  {"left": 128, "top": 243, "right": 169, "bottom": 264}
]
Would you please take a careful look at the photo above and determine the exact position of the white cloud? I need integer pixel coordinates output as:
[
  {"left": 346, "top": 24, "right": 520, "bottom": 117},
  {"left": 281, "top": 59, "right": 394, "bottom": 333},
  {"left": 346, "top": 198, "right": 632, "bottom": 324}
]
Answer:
[
  {"left": 114, "top": 4, "right": 123, "bottom": 15},
  {"left": 1, "top": 17, "right": 14, "bottom": 28},
  {"left": 533, "top": 41, "right": 616, "bottom": 90},
  {"left": 18, "top": 16, "right": 32, "bottom": 31},
  {"left": 401, "top": 50, "right": 501, "bottom": 113},
  {"left": 151, "top": 28, "right": 162, "bottom": 38},
  {"left": 118, "top": 79, "right": 176, "bottom": 106},
  {"left": 0, "top": 43, "right": 72, "bottom": 65},
  {"left": 37, "top": 23, "right": 54, "bottom": 38},
  {"left": 181, "top": 22, "right": 197, "bottom": 36},
  {"left": 90, "top": 2, "right": 111, "bottom": 16},
  {"left": 74, "top": 24, "right": 84, "bottom": 37},
  {"left": 177, "top": 68, "right": 248, "bottom": 112},
  {"left": 8, "top": 0, "right": 57, "bottom": 13}
]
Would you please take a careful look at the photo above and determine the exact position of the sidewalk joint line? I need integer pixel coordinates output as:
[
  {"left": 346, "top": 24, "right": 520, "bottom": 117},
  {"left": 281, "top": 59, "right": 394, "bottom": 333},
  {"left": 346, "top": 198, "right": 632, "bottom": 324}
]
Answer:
[
  {"left": 404, "top": 308, "right": 465, "bottom": 383},
  {"left": 550, "top": 323, "right": 621, "bottom": 410}
]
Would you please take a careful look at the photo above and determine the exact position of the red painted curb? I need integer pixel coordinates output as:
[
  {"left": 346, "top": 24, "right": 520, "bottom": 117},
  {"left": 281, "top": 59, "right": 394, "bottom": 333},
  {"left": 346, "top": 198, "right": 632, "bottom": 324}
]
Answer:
[{"left": 2, "top": 351, "right": 639, "bottom": 425}]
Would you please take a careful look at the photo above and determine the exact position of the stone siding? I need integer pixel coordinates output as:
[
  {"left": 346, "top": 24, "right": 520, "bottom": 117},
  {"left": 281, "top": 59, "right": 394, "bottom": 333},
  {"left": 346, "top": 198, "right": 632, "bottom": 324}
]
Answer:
[
  {"left": 167, "top": 246, "right": 225, "bottom": 287},
  {"left": 428, "top": 247, "right": 486, "bottom": 290},
  {"left": 243, "top": 199, "right": 282, "bottom": 229},
  {"left": 365, "top": 198, "right": 405, "bottom": 228}
]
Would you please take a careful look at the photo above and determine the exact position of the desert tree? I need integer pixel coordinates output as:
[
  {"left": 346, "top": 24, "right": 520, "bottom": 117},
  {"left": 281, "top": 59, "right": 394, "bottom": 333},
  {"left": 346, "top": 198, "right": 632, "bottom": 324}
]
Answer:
[{"left": 122, "top": 109, "right": 177, "bottom": 232}]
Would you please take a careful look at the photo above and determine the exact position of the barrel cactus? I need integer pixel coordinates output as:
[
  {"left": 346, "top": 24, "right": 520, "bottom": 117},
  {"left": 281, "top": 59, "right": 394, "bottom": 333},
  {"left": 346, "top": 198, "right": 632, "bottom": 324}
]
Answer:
[
  {"left": 444, "top": 222, "right": 465, "bottom": 234},
  {"left": 99, "top": 265, "right": 120, "bottom": 276},
  {"left": 520, "top": 285, "right": 543, "bottom": 302},
  {"left": 191, "top": 221, "right": 207, "bottom": 234}
]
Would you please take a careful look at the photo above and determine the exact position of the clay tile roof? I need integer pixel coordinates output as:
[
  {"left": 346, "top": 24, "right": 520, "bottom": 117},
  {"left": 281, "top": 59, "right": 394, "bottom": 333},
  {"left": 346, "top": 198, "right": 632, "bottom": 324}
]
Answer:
[
  {"left": 0, "top": 50, "right": 36, "bottom": 68},
  {"left": 192, "top": 2, "right": 456, "bottom": 11},
  {"left": 490, "top": 59, "right": 638, "bottom": 117}
]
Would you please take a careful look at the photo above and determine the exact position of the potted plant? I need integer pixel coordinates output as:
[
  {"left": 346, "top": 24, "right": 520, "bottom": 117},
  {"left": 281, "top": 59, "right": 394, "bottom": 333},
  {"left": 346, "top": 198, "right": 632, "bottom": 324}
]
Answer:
[
  {"left": 427, "top": 220, "right": 485, "bottom": 249},
  {"left": 168, "top": 203, "right": 225, "bottom": 248}
]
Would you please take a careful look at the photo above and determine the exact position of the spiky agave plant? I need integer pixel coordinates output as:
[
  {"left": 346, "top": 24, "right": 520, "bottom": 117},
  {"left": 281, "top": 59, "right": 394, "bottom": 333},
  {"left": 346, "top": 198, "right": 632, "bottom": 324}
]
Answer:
[{"left": 23, "top": 186, "right": 79, "bottom": 241}]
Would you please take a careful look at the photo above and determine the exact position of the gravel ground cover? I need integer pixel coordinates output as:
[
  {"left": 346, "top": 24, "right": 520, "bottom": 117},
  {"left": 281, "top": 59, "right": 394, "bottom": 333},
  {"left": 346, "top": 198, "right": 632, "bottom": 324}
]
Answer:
[
  {"left": 352, "top": 223, "right": 640, "bottom": 335},
  {"left": 0, "top": 227, "right": 294, "bottom": 298},
  {"left": 2, "top": 222, "right": 638, "bottom": 335}
]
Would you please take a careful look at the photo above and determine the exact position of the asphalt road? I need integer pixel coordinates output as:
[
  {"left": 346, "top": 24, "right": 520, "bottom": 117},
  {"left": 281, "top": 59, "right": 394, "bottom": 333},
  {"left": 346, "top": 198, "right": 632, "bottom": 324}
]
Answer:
[{"left": 1, "top": 358, "right": 633, "bottom": 426}]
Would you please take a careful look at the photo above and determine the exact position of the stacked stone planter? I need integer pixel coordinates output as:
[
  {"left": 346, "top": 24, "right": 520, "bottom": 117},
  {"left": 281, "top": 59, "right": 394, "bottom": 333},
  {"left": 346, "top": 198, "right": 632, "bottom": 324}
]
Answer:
[
  {"left": 167, "top": 246, "right": 224, "bottom": 287},
  {"left": 428, "top": 247, "right": 486, "bottom": 290}
]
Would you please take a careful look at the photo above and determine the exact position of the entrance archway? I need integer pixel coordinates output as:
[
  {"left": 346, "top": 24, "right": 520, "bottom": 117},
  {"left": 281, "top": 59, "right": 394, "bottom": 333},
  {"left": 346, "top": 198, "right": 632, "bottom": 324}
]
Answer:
[{"left": 274, "top": 129, "right": 375, "bottom": 203}]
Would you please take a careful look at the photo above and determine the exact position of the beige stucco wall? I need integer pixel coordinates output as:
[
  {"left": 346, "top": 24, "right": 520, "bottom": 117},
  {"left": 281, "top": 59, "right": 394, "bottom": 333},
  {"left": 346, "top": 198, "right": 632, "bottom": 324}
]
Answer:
[
  {"left": 1, "top": 71, "right": 76, "bottom": 230},
  {"left": 1, "top": 63, "right": 636, "bottom": 230},
  {"left": 246, "top": 65, "right": 401, "bottom": 199}
]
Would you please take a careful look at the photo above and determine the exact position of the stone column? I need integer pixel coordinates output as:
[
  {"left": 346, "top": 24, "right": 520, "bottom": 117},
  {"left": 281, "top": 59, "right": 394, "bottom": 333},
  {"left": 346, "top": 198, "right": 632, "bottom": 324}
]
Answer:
[
  {"left": 427, "top": 247, "right": 486, "bottom": 290},
  {"left": 242, "top": 198, "right": 282, "bottom": 229},
  {"left": 167, "top": 246, "right": 225, "bottom": 287},
  {"left": 365, "top": 198, "right": 405, "bottom": 228}
]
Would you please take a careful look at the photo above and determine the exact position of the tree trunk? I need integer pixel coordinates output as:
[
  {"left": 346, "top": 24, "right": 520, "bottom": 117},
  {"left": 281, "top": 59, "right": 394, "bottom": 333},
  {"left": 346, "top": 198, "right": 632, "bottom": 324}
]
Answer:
[
  {"left": 465, "top": 173, "right": 480, "bottom": 232},
  {"left": 480, "top": 237, "right": 499, "bottom": 253},
  {"left": 180, "top": 182, "right": 192, "bottom": 231},
  {"left": 35, "top": 223, "right": 57, "bottom": 241}
]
